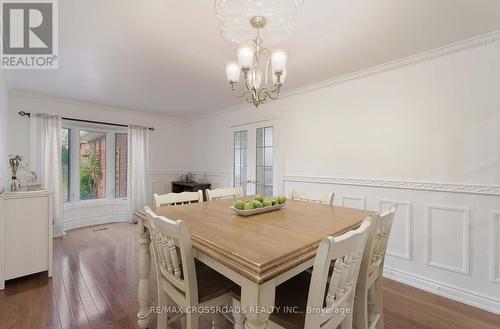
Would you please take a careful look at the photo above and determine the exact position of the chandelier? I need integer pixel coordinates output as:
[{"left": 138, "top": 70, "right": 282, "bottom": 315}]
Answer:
[{"left": 216, "top": 0, "right": 303, "bottom": 107}]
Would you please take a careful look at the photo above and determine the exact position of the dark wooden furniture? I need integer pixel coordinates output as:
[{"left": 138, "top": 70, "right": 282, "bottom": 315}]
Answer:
[{"left": 171, "top": 181, "right": 211, "bottom": 201}]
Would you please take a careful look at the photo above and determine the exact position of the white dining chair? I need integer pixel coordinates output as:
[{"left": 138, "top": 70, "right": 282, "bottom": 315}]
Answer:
[
  {"left": 144, "top": 206, "right": 235, "bottom": 329},
  {"left": 153, "top": 190, "right": 203, "bottom": 208},
  {"left": 205, "top": 186, "right": 243, "bottom": 201},
  {"left": 269, "top": 217, "right": 373, "bottom": 329},
  {"left": 289, "top": 188, "right": 335, "bottom": 205},
  {"left": 355, "top": 205, "right": 397, "bottom": 329}
]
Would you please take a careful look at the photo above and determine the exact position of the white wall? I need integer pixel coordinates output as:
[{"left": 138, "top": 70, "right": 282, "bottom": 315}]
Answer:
[
  {"left": 188, "top": 37, "right": 500, "bottom": 312},
  {"left": 7, "top": 92, "right": 191, "bottom": 229},
  {"left": 0, "top": 72, "right": 7, "bottom": 191}
]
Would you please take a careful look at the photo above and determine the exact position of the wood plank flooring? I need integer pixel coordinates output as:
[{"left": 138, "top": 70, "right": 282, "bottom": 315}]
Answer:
[{"left": 1, "top": 222, "right": 499, "bottom": 329}]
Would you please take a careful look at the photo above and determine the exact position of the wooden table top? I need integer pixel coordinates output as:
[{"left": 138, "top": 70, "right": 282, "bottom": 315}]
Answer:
[{"left": 140, "top": 197, "right": 374, "bottom": 284}]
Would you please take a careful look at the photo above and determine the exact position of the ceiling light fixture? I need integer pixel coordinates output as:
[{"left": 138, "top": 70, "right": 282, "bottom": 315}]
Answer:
[{"left": 216, "top": 0, "right": 303, "bottom": 107}]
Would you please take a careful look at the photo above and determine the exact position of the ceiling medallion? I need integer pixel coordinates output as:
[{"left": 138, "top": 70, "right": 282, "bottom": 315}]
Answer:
[{"left": 216, "top": 0, "right": 303, "bottom": 107}]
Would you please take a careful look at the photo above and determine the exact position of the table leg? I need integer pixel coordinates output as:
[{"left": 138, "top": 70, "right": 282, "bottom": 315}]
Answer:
[
  {"left": 137, "top": 220, "right": 152, "bottom": 329},
  {"left": 241, "top": 278, "right": 276, "bottom": 329}
]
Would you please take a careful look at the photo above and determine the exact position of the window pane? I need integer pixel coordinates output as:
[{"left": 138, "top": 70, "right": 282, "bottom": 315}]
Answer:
[
  {"left": 61, "top": 128, "right": 70, "bottom": 202},
  {"left": 80, "top": 130, "right": 106, "bottom": 200},
  {"left": 256, "top": 128, "right": 264, "bottom": 147},
  {"left": 233, "top": 130, "right": 247, "bottom": 189},
  {"left": 115, "top": 133, "right": 128, "bottom": 198},
  {"left": 256, "top": 127, "right": 273, "bottom": 196},
  {"left": 265, "top": 127, "right": 273, "bottom": 146}
]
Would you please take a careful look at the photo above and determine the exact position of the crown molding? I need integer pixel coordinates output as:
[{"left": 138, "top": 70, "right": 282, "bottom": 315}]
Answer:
[
  {"left": 284, "top": 175, "right": 500, "bottom": 196},
  {"left": 192, "top": 30, "right": 500, "bottom": 122},
  {"left": 8, "top": 90, "right": 190, "bottom": 124}
]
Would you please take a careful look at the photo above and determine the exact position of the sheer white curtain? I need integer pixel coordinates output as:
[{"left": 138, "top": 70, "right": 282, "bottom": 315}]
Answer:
[
  {"left": 127, "top": 125, "right": 150, "bottom": 223},
  {"left": 30, "top": 113, "right": 65, "bottom": 237}
]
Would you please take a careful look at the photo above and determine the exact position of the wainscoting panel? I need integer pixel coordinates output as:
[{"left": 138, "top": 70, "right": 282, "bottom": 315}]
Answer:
[
  {"left": 380, "top": 200, "right": 412, "bottom": 260},
  {"left": 282, "top": 175, "right": 500, "bottom": 314},
  {"left": 64, "top": 199, "right": 128, "bottom": 231},
  {"left": 341, "top": 196, "right": 366, "bottom": 209},
  {"left": 492, "top": 211, "right": 500, "bottom": 283},
  {"left": 425, "top": 205, "right": 470, "bottom": 275}
]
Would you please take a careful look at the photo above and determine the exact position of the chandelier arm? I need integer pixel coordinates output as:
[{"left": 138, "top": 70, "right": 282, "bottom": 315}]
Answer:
[
  {"left": 231, "top": 86, "right": 253, "bottom": 99},
  {"left": 243, "top": 72, "right": 252, "bottom": 90},
  {"left": 264, "top": 87, "right": 281, "bottom": 100},
  {"left": 257, "top": 87, "right": 267, "bottom": 102}
]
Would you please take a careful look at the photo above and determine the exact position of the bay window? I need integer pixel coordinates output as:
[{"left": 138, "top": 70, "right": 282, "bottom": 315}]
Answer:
[{"left": 61, "top": 122, "right": 128, "bottom": 202}]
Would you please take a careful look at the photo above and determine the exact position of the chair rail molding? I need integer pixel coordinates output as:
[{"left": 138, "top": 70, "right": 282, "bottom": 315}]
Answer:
[
  {"left": 283, "top": 175, "right": 500, "bottom": 196},
  {"left": 425, "top": 204, "right": 471, "bottom": 275},
  {"left": 379, "top": 199, "right": 412, "bottom": 260},
  {"left": 491, "top": 211, "right": 500, "bottom": 283}
]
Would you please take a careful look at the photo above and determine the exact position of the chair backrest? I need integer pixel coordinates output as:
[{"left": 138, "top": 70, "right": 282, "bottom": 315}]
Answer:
[
  {"left": 205, "top": 186, "right": 243, "bottom": 201},
  {"left": 357, "top": 205, "right": 397, "bottom": 293},
  {"left": 290, "top": 188, "right": 334, "bottom": 205},
  {"left": 304, "top": 218, "right": 372, "bottom": 328},
  {"left": 367, "top": 205, "right": 396, "bottom": 274},
  {"left": 153, "top": 190, "right": 203, "bottom": 208},
  {"left": 144, "top": 206, "right": 198, "bottom": 307}
]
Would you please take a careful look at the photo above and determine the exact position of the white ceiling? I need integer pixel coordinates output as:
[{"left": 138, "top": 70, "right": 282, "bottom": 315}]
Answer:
[{"left": 5, "top": 0, "right": 500, "bottom": 118}]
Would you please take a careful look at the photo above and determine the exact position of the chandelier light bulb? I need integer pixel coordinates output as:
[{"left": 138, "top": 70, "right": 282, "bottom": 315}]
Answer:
[
  {"left": 237, "top": 45, "right": 254, "bottom": 69},
  {"left": 271, "top": 49, "right": 288, "bottom": 73},
  {"left": 225, "top": 61, "right": 241, "bottom": 83},
  {"left": 273, "top": 69, "right": 287, "bottom": 86}
]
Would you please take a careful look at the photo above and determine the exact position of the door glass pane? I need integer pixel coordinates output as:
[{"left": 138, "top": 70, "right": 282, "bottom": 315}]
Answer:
[
  {"left": 115, "top": 133, "right": 127, "bottom": 198},
  {"left": 233, "top": 130, "right": 247, "bottom": 191},
  {"left": 256, "top": 127, "right": 273, "bottom": 197},
  {"left": 80, "top": 130, "right": 106, "bottom": 200},
  {"left": 61, "top": 128, "right": 70, "bottom": 202}
]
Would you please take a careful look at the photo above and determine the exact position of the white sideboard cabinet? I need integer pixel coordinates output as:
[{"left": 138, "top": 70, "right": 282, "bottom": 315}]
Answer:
[{"left": 0, "top": 190, "right": 53, "bottom": 290}]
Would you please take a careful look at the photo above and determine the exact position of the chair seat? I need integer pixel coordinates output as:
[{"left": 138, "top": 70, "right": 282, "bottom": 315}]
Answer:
[
  {"left": 195, "top": 260, "right": 236, "bottom": 303},
  {"left": 270, "top": 272, "right": 312, "bottom": 329}
]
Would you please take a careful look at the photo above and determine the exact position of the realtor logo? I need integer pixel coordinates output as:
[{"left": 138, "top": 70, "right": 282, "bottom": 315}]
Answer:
[{"left": 1, "top": 0, "right": 58, "bottom": 69}]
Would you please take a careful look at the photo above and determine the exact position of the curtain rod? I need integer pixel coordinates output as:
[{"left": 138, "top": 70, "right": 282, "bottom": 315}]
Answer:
[{"left": 18, "top": 111, "right": 155, "bottom": 131}]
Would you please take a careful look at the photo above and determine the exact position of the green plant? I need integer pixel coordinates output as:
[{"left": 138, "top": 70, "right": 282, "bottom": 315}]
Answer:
[{"left": 80, "top": 149, "right": 102, "bottom": 199}]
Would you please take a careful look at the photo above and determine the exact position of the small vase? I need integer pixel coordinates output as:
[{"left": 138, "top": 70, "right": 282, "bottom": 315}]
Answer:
[{"left": 10, "top": 167, "right": 20, "bottom": 191}]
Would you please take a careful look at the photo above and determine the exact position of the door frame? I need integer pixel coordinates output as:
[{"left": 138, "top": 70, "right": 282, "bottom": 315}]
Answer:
[{"left": 227, "top": 118, "right": 283, "bottom": 196}]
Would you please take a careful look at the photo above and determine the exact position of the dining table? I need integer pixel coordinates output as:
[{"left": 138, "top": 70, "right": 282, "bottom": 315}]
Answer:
[{"left": 135, "top": 197, "right": 375, "bottom": 329}]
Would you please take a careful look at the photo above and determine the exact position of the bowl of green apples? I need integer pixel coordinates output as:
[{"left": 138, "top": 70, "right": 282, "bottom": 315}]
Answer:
[{"left": 231, "top": 194, "right": 287, "bottom": 216}]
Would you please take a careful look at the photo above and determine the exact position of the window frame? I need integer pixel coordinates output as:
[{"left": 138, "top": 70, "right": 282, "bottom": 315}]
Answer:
[{"left": 63, "top": 121, "right": 128, "bottom": 203}]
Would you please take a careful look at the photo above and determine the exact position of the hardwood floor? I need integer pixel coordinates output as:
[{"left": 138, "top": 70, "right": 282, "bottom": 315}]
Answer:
[{"left": 0, "top": 222, "right": 499, "bottom": 329}]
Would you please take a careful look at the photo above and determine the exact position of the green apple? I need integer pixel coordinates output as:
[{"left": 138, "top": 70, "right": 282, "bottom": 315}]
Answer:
[
  {"left": 234, "top": 200, "right": 245, "bottom": 210},
  {"left": 278, "top": 195, "right": 287, "bottom": 204},
  {"left": 263, "top": 199, "right": 272, "bottom": 207},
  {"left": 271, "top": 197, "right": 279, "bottom": 205},
  {"left": 252, "top": 200, "right": 264, "bottom": 208},
  {"left": 243, "top": 202, "right": 254, "bottom": 210},
  {"left": 254, "top": 194, "right": 264, "bottom": 202}
]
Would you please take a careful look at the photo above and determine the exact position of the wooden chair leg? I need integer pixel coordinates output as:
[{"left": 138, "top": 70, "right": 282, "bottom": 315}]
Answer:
[
  {"left": 185, "top": 313, "right": 199, "bottom": 329},
  {"left": 341, "top": 313, "right": 353, "bottom": 329},
  {"left": 355, "top": 288, "right": 369, "bottom": 329},
  {"left": 157, "top": 288, "right": 168, "bottom": 329},
  {"left": 233, "top": 299, "right": 245, "bottom": 329},
  {"left": 374, "top": 277, "right": 384, "bottom": 329}
]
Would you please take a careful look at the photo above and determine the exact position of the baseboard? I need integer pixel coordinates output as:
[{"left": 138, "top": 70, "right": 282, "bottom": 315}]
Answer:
[{"left": 383, "top": 266, "right": 500, "bottom": 315}]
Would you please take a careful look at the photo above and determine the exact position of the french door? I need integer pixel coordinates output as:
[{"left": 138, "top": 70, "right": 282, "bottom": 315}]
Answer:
[{"left": 230, "top": 121, "right": 279, "bottom": 197}]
